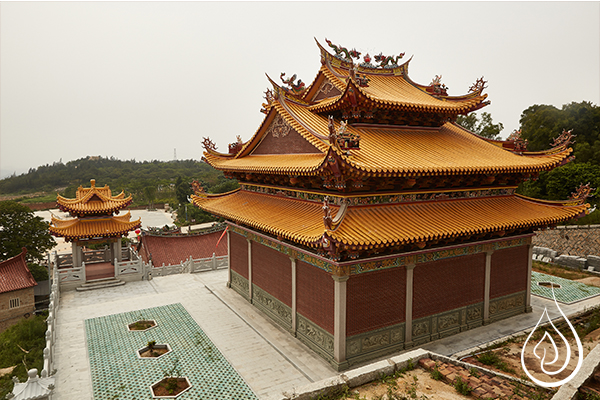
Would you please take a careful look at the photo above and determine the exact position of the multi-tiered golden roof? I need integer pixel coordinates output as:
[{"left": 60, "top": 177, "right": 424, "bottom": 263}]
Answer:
[
  {"left": 50, "top": 179, "right": 141, "bottom": 242},
  {"left": 193, "top": 39, "right": 588, "bottom": 261}
]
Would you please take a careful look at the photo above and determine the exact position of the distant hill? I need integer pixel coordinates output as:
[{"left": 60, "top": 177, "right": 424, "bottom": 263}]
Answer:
[{"left": 0, "top": 156, "right": 234, "bottom": 201}]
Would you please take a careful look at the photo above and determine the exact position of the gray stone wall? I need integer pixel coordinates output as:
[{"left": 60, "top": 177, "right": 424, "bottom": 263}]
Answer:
[{"left": 532, "top": 225, "right": 600, "bottom": 271}]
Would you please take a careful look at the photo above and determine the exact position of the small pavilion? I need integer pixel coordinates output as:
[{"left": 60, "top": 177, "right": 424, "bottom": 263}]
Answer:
[{"left": 49, "top": 179, "right": 141, "bottom": 278}]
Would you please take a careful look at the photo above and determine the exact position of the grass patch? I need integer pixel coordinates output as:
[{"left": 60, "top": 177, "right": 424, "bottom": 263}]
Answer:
[
  {"left": 476, "top": 351, "right": 516, "bottom": 374},
  {"left": 0, "top": 314, "right": 47, "bottom": 399},
  {"left": 453, "top": 376, "right": 472, "bottom": 396},
  {"left": 532, "top": 261, "right": 594, "bottom": 280}
]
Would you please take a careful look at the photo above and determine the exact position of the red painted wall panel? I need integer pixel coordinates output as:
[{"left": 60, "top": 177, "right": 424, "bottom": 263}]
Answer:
[
  {"left": 297, "top": 261, "right": 334, "bottom": 334},
  {"left": 251, "top": 242, "right": 292, "bottom": 307},
  {"left": 230, "top": 232, "right": 248, "bottom": 279},
  {"left": 413, "top": 253, "right": 485, "bottom": 319},
  {"left": 346, "top": 267, "right": 406, "bottom": 336},
  {"left": 490, "top": 246, "right": 528, "bottom": 299}
]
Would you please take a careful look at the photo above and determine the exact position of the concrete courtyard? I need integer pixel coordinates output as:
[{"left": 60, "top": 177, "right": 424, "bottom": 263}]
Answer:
[{"left": 53, "top": 267, "right": 600, "bottom": 399}]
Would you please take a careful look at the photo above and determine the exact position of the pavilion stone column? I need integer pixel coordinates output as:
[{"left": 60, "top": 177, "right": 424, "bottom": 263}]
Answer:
[
  {"left": 113, "top": 239, "right": 123, "bottom": 262},
  {"left": 483, "top": 246, "right": 494, "bottom": 325},
  {"left": 526, "top": 242, "right": 534, "bottom": 313},
  {"left": 332, "top": 274, "right": 349, "bottom": 365},
  {"left": 227, "top": 229, "right": 232, "bottom": 288},
  {"left": 72, "top": 242, "right": 82, "bottom": 268},
  {"left": 290, "top": 257, "right": 297, "bottom": 333},
  {"left": 247, "top": 239, "right": 253, "bottom": 301},
  {"left": 404, "top": 260, "right": 416, "bottom": 348}
]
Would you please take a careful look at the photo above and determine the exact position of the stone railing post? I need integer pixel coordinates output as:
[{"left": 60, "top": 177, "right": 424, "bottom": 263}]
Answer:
[
  {"left": 212, "top": 253, "right": 217, "bottom": 270},
  {"left": 81, "top": 261, "right": 86, "bottom": 282}
]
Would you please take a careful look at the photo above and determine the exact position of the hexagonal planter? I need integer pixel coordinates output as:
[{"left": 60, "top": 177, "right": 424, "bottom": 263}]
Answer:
[
  {"left": 128, "top": 319, "right": 157, "bottom": 332},
  {"left": 150, "top": 377, "right": 191, "bottom": 398},
  {"left": 137, "top": 343, "right": 171, "bottom": 359}
]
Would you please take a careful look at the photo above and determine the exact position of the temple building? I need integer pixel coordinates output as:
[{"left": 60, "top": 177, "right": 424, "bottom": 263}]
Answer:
[
  {"left": 191, "top": 39, "right": 590, "bottom": 370},
  {"left": 49, "top": 179, "right": 141, "bottom": 274}
]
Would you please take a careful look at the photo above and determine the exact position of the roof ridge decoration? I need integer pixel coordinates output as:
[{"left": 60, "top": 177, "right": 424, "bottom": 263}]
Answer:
[
  {"left": 325, "top": 38, "right": 362, "bottom": 63},
  {"left": 328, "top": 116, "right": 360, "bottom": 153},
  {"left": 374, "top": 52, "right": 405, "bottom": 69},
  {"left": 551, "top": 129, "right": 576, "bottom": 149},
  {"left": 469, "top": 77, "right": 488, "bottom": 94},
  {"left": 569, "top": 183, "right": 594, "bottom": 205},
  {"left": 280, "top": 73, "right": 307, "bottom": 96},
  {"left": 426, "top": 75, "right": 449, "bottom": 97},
  {"left": 507, "top": 129, "right": 528, "bottom": 153}
]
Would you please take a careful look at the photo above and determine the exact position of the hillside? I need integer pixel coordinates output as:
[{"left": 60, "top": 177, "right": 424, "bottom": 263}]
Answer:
[{"left": 0, "top": 156, "right": 237, "bottom": 208}]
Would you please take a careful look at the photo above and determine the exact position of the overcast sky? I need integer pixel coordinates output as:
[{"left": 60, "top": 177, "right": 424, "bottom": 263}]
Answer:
[{"left": 1, "top": 1, "right": 599, "bottom": 179}]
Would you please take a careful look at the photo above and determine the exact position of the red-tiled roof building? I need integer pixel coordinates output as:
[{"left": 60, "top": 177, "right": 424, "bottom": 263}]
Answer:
[
  {"left": 0, "top": 248, "right": 37, "bottom": 331},
  {"left": 192, "top": 39, "right": 590, "bottom": 370}
]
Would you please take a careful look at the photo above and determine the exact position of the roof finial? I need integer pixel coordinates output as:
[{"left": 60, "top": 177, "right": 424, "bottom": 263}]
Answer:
[{"left": 91, "top": 179, "right": 96, "bottom": 188}]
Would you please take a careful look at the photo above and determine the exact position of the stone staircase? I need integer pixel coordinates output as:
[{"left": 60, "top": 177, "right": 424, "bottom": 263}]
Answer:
[{"left": 76, "top": 277, "right": 125, "bottom": 291}]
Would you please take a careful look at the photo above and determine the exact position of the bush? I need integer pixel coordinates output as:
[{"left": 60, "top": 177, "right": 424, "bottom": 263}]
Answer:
[{"left": 0, "top": 315, "right": 47, "bottom": 398}]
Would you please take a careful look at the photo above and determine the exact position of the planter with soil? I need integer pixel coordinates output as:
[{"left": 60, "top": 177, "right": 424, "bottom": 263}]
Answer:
[
  {"left": 150, "top": 377, "right": 191, "bottom": 398},
  {"left": 128, "top": 319, "right": 157, "bottom": 331},
  {"left": 138, "top": 342, "right": 171, "bottom": 359}
]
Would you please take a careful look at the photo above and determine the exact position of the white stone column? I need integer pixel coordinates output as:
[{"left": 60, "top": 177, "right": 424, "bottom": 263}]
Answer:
[
  {"left": 291, "top": 257, "right": 297, "bottom": 333},
  {"left": 526, "top": 243, "right": 533, "bottom": 312},
  {"left": 483, "top": 249, "right": 494, "bottom": 324},
  {"left": 71, "top": 242, "right": 80, "bottom": 267},
  {"left": 247, "top": 239, "right": 253, "bottom": 300},
  {"left": 404, "top": 262, "right": 416, "bottom": 347},
  {"left": 332, "top": 275, "right": 349, "bottom": 364},
  {"left": 227, "top": 230, "right": 232, "bottom": 288}
]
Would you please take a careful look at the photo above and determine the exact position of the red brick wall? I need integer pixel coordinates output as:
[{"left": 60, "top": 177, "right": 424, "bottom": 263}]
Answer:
[
  {"left": 297, "top": 261, "right": 334, "bottom": 334},
  {"left": 251, "top": 242, "right": 292, "bottom": 307},
  {"left": 252, "top": 124, "right": 320, "bottom": 155},
  {"left": 230, "top": 232, "right": 248, "bottom": 279},
  {"left": 413, "top": 253, "right": 485, "bottom": 320},
  {"left": 346, "top": 268, "right": 406, "bottom": 336},
  {"left": 490, "top": 246, "right": 528, "bottom": 299}
]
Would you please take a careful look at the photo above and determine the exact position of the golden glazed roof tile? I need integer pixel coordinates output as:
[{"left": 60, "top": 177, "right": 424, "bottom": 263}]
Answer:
[
  {"left": 310, "top": 65, "right": 487, "bottom": 114},
  {"left": 203, "top": 103, "right": 572, "bottom": 176},
  {"left": 191, "top": 190, "right": 587, "bottom": 250},
  {"left": 49, "top": 212, "right": 141, "bottom": 241},
  {"left": 57, "top": 179, "right": 132, "bottom": 215},
  {"left": 339, "top": 122, "right": 571, "bottom": 175}
]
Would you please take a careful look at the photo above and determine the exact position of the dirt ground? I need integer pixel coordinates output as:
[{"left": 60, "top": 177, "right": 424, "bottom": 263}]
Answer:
[
  {"left": 349, "top": 368, "right": 470, "bottom": 400},
  {"left": 464, "top": 316, "right": 600, "bottom": 387}
]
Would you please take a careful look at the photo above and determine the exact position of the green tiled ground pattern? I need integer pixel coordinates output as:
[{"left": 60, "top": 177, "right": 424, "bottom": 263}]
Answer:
[
  {"left": 531, "top": 272, "right": 600, "bottom": 304},
  {"left": 85, "top": 303, "right": 258, "bottom": 400}
]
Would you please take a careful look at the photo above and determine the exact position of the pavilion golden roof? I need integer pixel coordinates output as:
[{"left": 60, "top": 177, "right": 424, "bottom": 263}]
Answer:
[
  {"left": 57, "top": 179, "right": 133, "bottom": 216},
  {"left": 308, "top": 65, "right": 488, "bottom": 115},
  {"left": 191, "top": 189, "right": 588, "bottom": 252},
  {"left": 49, "top": 212, "right": 141, "bottom": 242}
]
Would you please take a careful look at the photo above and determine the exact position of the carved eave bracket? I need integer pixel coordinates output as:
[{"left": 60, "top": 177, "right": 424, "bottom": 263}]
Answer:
[{"left": 322, "top": 196, "right": 348, "bottom": 231}]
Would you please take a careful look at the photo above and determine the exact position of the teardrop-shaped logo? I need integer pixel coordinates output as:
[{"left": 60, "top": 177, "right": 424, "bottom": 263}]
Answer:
[{"left": 521, "top": 286, "right": 583, "bottom": 387}]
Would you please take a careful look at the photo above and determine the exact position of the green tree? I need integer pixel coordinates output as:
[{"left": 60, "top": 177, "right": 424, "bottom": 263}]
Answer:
[
  {"left": 143, "top": 185, "right": 157, "bottom": 209},
  {"left": 456, "top": 112, "right": 504, "bottom": 139},
  {"left": 175, "top": 176, "right": 192, "bottom": 205},
  {"left": 518, "top": 162, "right": 600, "bottom": 206},
  {"left": 519, "top": 101, "right": 600, "bottom": 164},
  {"left": 0, "top": 201, "right": 54, "bottom": 262}
]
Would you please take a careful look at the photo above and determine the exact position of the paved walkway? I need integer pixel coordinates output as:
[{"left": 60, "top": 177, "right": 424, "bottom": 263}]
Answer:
[
  {"left": 54, "top": 269, "right": 600, "bottom": 399},
  {"left": 53, "top": 269, "right": 335, "bottom": 400}
]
